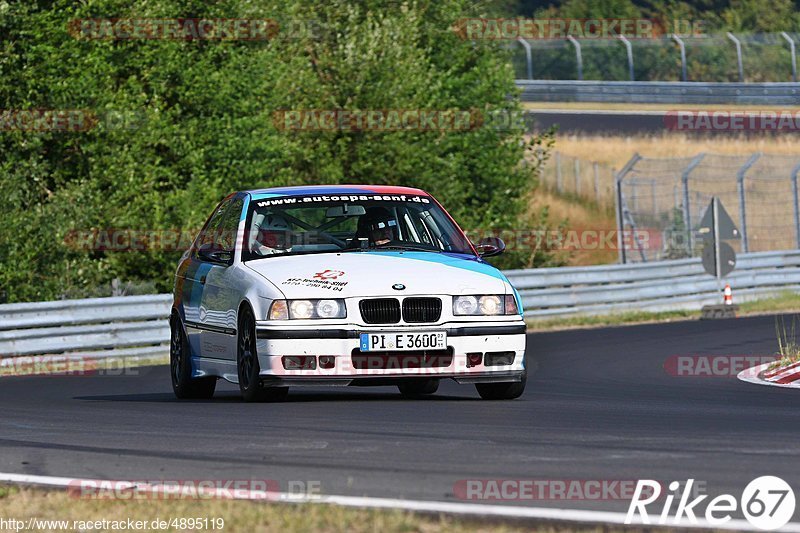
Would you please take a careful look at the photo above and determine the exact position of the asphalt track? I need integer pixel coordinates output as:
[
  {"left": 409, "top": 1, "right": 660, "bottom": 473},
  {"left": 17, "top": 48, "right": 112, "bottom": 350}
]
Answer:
[
  {"left": 526, "top": 109, "right": 786, "bottom": 136},
  {"left": 528, "top": 109, "right": 668, "bottom": 135},
  {"left": 2, "top": 314, "right": 800, "bottom": 519}
]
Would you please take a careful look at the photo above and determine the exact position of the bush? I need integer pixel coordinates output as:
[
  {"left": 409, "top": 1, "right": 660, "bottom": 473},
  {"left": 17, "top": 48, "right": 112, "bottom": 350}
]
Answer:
[{"left": 0, "top": 0, "right": 554, "bottom": 302}]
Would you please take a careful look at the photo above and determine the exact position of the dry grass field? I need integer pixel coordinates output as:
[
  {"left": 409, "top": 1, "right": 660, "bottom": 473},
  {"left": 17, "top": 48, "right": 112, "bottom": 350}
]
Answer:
[
  {"left": 553, "top": 133, "right": 800, "bottom": 169},
  {"left": 530, "top": 132, "right": 800, "bottom": 265}
]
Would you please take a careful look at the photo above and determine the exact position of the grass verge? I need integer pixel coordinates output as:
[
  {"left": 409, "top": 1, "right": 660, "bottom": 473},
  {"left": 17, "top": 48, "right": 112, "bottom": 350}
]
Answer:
[
  {"left": 527, "top": 310, "right": 698, "bottom": 331},
  {"left": 0, "top": 486, "right": 630, "bottom": 533},
  {"left": 0, "top": 354, "right": 168, "bottom": 378},
  {"left": 769, "top": 314, "right": 800, "bottom": 370},
  {"left": 527, "top": 292, "right": 800, "bottom": 332}
]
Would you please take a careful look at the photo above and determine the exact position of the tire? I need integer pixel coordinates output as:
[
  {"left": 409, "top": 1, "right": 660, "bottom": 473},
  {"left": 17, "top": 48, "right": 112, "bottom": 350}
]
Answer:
[
  {"left": 475, "top": 371, "right": 527, "bottom": 400},
  {"left": 237, "top": 306, "right": 289, "bottom": 403},
  {"left": 398, "top": 378, "right": 439, "bottom": 398},
  {"left": 170, "top": 315, "right": 216, "bottom": 399}
]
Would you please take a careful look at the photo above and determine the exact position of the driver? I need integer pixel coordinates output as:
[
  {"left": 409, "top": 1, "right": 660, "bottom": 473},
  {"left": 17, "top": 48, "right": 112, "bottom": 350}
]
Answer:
[
  {"left": 357, "top": 207, "right": 399, "bottom": 247},
  {"left": 254, "top": 214, "right": 293, "bottom": 256}
]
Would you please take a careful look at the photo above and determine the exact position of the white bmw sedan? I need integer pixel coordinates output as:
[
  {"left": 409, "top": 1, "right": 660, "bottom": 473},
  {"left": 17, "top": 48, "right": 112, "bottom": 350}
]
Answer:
[{"left": 170, "top": 185, "right": 526, "bottom": 402}]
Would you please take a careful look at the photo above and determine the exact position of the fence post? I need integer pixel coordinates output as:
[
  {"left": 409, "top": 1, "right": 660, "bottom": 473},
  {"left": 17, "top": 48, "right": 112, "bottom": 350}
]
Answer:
[
  {"left": 555, "top": 151, "right": 563, "bottom": 193},
  {"left": 611, "top": 167, "right": 616, "bottom": 204},
  {"left": 726, "top": 32, "right": 744, "bottom": 82},
  {"left": 618, "top": 35, "right": 635, "bottom": 81},
  {"left": 681, "top": 153, "right": 706, "bottom": 255},
  {"left": 672, "top": 34, "right": 688, "bottom": 81},
  {"left": 649, "top": 180, "right": 657, "bottom": 218},
  {"left": 615, "top": 154, "right": 642, "bottom": 264},
  {"left": 781, "top": 32, "right": 797, "bottom": 82},
  {"left": 737, "top": 152, "right": 761, "bottom": 253},
  {"left": 574, "top": 158, "right": 581, "bottom": 195},
  {"left": 517, "top": 37, "right": 533, "bottom": 80},
  {"left": 567, "top": 36, "right": 583, "bottom": 80},
  {"left": 593, "top": 162, "right": 600, "bottom": 203},
  {"left": 792, "top": 162, "right": 800, "bottom": 248}
]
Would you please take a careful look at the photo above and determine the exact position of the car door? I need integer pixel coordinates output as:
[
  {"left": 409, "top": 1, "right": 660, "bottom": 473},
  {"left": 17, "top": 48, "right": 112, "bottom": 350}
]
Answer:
[
  {"left": 197, "top": 196, "right": 245, "bottom": 362},
  {"left": 180, "top": 198, "right": 232, "bottom": 358}
]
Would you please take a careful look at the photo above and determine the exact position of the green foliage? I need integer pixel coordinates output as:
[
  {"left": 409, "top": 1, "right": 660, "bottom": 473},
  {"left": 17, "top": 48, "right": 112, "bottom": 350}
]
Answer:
[
  {"left": 507, "top": 0, "right": 800, "bottom": 82},
  {"left": 0, "top": 0, "right": 555, "bottom": 302}
]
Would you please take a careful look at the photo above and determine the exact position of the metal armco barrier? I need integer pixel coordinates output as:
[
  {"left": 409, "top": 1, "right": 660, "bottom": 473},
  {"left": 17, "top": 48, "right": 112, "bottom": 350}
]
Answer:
[
  {"left": 1, "top": 251, "right": 799, "bottom": 357},
  {"left": 515, "top": 80, "right": 800, "bottom": 105},
  {"left": 0, "top": 294, "right": 171, "bottom": 358},
  {"left": 506, "top": 250, "right": 800, "bottom": 317}
]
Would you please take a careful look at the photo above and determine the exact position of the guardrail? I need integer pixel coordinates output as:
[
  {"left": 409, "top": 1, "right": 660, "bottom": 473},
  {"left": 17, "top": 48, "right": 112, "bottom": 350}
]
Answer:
[
  {"left": 1, "top": 250, "right": 798, "bottom": 358},
  {"left": 516, "top": 80, "right": 800, "bottom": 105},
  {"left": 506, "top": 250, "right": 800, "bottom": 317},
  {"left": 0, "top": 294, "right": 171, "bottom": 359}
]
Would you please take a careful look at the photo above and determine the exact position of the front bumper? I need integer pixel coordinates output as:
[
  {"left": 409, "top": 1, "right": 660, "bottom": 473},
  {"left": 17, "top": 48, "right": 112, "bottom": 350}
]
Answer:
[{"left": 252, "top": 322, "right": 526, "bottom": 385}]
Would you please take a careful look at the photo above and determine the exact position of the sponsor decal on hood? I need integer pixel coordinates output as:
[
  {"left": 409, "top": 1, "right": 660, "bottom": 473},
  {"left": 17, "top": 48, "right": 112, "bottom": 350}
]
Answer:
[{"left": 245, "top": 251, "right": 508, "bottom": 298}]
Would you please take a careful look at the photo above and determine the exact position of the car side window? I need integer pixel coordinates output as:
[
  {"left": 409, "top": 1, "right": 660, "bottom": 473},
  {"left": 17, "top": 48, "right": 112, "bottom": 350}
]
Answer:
[{"left": 197, "top": 198, "right": 243, "bottom": 254}]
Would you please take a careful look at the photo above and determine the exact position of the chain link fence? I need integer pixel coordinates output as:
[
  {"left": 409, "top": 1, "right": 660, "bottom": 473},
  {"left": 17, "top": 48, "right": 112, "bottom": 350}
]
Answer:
[
  {"left": 513, "top": 32, "right": 800, "bottom": 82},
  {"left": 617, "top": 152, "right": 800, "bottom": 262},
  {"left": 539, "top": 151, "right": 617, "bottom": 205},
  {"left": 538, "top": 151, "right": 800, "bottom": 263}
]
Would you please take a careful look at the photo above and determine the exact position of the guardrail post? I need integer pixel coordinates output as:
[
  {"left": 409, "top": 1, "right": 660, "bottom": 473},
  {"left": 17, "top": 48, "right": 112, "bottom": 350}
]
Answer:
[
  {"left": 574, "top": 158, "right": 581, "bottom": 195},
  {"left": 555, "top": 151, "right": 563, "bottom": 193},
  {"left": 737, "top": 152, "right": 761, "bottom": 253},
  {"left": 672, "top": 34, "right": 687, "bottom": 81},
  {"left": 781, "top": 32, "right": 797, "bottom": 82},
  {"left": 681, "top": 153, "right": 706, "bottom": 256},
  {"left": 615, "top": 154, "right": 642, "bottom": 264},
  {"left": 567, "top": 36, "right": 583, "bottom": 80},
  {"left": 593, "top": 162, "right": 600, "bottom": 203},
  {"left": 792, "top": 162, "right": 800, "bottom": 248},
  {"left": 726, "top": 32, "right": 744, "bottom": 82},
  {"left": 618, "top": 35, "right": 635, "bottom": 81},
  {"left": 517, "top": 37, "right": 533, "bottom": 80}
]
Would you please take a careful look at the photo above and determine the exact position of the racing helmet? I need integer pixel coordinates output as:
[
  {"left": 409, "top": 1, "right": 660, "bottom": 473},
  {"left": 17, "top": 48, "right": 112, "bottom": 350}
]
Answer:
[
  {"left": 358, "top": 207, "right": 398, "bottom": 244},
  {"left": 256, "top": 214, "right": 293, "bottom": 255}
]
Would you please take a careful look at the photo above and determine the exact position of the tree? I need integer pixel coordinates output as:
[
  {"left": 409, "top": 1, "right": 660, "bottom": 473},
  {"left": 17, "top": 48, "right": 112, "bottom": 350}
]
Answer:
[{"left": 0, "top": 0, "right": 555, "bottom": 302}]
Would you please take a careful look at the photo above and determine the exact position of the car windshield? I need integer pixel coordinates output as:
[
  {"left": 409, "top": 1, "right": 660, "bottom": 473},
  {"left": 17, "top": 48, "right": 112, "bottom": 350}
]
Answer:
[{"left": 242, "top": 193, "right": 474, "bottom": 260}]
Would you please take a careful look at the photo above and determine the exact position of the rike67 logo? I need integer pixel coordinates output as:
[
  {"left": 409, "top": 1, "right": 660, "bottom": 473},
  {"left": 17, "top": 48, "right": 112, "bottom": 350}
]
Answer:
[{"left": 626, "top": 477, "right": 796, "bottom": 530}]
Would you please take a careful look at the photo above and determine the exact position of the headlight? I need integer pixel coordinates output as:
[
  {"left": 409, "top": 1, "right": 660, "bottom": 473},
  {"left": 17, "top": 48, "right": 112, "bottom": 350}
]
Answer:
[
  {"left": 316, "top": 299, "right": 342, "bottom": 318},
  {"left": 290, "top": 300, "right": 315, "bottom": 319},
  {"left": 453, "top": 295, "right": 519, "bottom": 316},
  {"left": 268, "top": 299, "right": 346, "bottom": 320},
  {"left": 453, "top": 295, "right": 478, "bottom": 315}
]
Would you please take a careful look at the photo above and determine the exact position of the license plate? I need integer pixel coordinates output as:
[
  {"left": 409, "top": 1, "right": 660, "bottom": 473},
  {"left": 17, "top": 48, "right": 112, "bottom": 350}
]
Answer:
[{"left": 359, "top": 332, "right": 447, "bottom": 352}]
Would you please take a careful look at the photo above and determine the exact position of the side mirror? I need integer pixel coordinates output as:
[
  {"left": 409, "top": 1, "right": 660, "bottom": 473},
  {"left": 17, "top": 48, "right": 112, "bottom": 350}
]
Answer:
[
  {"left": 475, "top": 236, "right": 506, "bottom": 257},
  {"left": 197, "top": 244, "right": 233, "bottom": 264}
]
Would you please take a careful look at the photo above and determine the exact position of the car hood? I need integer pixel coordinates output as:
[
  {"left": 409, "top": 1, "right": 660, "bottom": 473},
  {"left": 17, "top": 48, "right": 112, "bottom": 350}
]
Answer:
[{"left": 244, "top": 251, "right": 508, "bottom": 298}]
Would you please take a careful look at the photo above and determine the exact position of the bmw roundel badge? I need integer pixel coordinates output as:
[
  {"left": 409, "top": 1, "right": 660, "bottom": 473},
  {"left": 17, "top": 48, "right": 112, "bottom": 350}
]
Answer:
[{"left": 392, "top": 283, "right": 406, "bottom": 291}]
